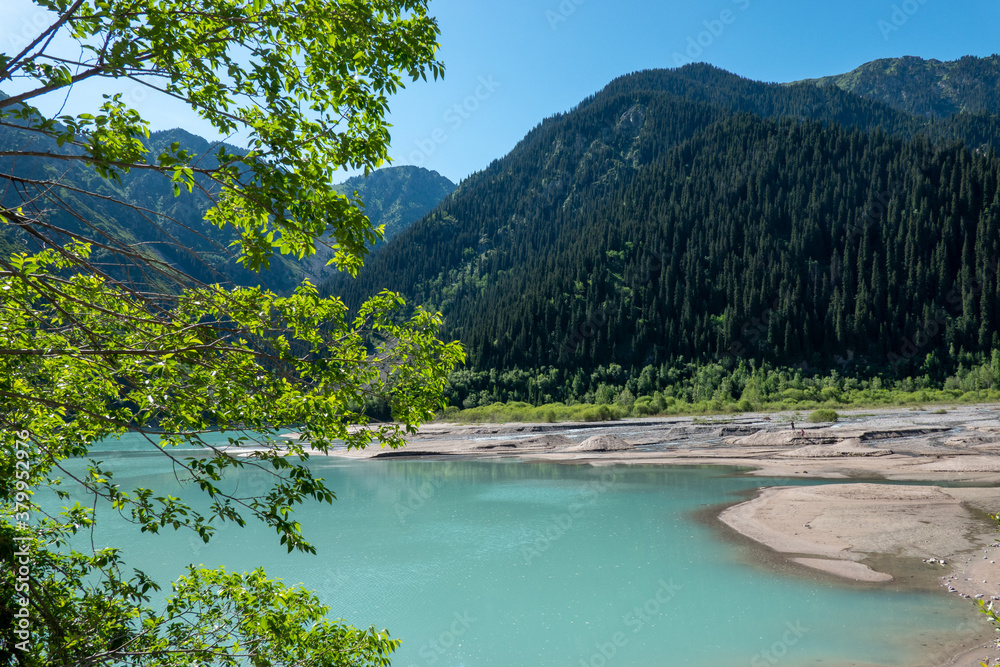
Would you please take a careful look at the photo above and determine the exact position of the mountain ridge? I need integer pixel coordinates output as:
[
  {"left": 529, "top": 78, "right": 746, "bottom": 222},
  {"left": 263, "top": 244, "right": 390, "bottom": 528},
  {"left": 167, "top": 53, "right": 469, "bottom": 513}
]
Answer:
[
  {"left": 334, "top": 165, "right": 456, "bottom": 245},
  {"left": 0, "top": 114, "right": 454, "bottom": 291},
  {"left": 794, "top": 54, "right": 1000, "bottom": 119},
  {"left": 322, "top": 55, "right": 1000, "bottom": 405}
]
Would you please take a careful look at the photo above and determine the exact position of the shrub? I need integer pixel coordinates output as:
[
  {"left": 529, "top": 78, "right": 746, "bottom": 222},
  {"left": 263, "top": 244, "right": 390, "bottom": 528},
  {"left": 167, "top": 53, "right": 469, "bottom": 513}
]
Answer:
[
  {"left": 615, "top": 388, "right": 636, "bottom": 413},
  {"left": 781, "top": 388, "right": 806, "bottom": 402},
  {"left": 820, "top": 387, "right": 841, "bottom": 402},
  {"left": 581, "top": 405, "right": 615, "bottom": 422},
  {"left": 809, "top": 409, "right": 839, "bottom": 423},
  {"left": 633, "top": 398, "right": 658, "bottom": 416}
]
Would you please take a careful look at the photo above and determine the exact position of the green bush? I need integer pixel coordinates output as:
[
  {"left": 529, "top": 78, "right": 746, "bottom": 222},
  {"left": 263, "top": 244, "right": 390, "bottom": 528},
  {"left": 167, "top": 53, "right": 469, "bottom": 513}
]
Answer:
[
  {"left": 780, "top": 388, "right": 806, "bottom": 402},
  {"left": 820, "top": 387, "right": 841, "bottom": 402},
  {"left": 808, "top": 409, "right": 839, "bottom": 423},
  {"left": 615, "top": 388, "right": 636, "bottom": 413},
  {"left": 581, "top": 405, "right": 615, "bottom": 422},
  {"left": 633, "top": 399, "right": 658, "bottom": 416}
]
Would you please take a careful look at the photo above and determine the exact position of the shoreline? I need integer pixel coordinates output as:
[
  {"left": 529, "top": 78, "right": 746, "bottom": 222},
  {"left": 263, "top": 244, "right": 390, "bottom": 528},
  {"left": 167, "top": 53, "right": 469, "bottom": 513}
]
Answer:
[
  {"left": 317, "top": 404, "right": 1000, "bottom": 666},
  {"left": 713, "top": 484, "right": 1000, "bottom": 666},
  {"left": 691, "top": 496, "right": 999, "bottom": 667}
]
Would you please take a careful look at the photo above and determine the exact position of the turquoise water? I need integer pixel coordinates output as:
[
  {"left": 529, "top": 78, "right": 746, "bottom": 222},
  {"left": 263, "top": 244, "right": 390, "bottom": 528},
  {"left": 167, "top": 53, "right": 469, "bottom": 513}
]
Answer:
[{"left": 53, "top": 443, "right": 981, "bottom": 666}]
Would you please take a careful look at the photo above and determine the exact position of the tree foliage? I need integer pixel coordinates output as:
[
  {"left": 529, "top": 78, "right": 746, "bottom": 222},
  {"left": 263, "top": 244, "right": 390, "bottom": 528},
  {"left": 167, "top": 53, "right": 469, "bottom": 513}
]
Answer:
[{"left": 0, "top": 1, "right": 462, "bottom": 665}]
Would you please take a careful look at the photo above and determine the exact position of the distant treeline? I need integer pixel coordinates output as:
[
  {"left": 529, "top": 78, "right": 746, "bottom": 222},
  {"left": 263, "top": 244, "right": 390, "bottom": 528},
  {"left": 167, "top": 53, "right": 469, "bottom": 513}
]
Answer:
[{"left": 440, "top": 354, "right": 1000, "bottom": 421}]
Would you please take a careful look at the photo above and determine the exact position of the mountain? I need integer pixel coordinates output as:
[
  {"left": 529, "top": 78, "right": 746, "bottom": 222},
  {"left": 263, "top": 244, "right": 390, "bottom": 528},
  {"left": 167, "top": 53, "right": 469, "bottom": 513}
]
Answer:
[
  {"left": 795, "top": 54, "right": 1000, "bottom": 119},
  {"left": 0, "top": 116, "right": 453, "bottom": 291},
  {"left": 299, "top": 166, "right": 456, "bottom": 281},
  {"left": 322, "top": 58, "right": 1000, "bottom": 405},
  {"left": 0, "top": 121, "right": 309, "bottom": 291},
  {"left": 335, "top": 166, "right": 455, "bottom": 245}
]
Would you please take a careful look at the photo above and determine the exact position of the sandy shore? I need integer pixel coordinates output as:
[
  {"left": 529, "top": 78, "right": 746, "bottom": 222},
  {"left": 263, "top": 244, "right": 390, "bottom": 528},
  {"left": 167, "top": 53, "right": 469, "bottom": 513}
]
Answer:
[
  {"left": 313, "top": 404, "right": 1000, "bottom": 666},
  {"left": 718, "top": 482, "right": 1000, "bottom": 665}
]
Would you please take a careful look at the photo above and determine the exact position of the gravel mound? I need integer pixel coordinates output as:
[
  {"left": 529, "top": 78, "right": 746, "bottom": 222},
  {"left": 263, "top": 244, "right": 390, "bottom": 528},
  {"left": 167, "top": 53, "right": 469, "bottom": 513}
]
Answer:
[{"left": 566, "top": 434, "right": 633, "bottom": 452}]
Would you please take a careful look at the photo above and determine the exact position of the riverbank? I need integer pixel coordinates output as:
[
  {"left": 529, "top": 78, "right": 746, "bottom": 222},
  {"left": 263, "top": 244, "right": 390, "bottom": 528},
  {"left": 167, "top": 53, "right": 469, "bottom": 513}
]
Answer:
[{"left": 321, "top": 404, "right": 1000, "bottom": 666}]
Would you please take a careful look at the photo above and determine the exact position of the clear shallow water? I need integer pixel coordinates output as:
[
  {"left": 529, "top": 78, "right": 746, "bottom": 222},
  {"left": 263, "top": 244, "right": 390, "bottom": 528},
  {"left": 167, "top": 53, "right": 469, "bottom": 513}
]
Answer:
[{"left": 51, "top": 442, "right": 981, "bottom": 667}]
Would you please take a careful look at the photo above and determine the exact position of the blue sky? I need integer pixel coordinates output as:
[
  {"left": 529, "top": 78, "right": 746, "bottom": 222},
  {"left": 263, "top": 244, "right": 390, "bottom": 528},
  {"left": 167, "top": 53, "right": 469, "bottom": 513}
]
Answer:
[
  {"left": 383, "top": 0, "right": 999, "bottom": 182},
  {"left": 2, "top": 0, "right": 998, "bottom": 183}
]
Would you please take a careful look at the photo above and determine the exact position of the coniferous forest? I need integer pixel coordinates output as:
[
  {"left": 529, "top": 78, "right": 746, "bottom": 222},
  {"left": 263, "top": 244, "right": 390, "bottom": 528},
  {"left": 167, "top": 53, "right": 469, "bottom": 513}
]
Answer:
[{"left": 323, "top": 58, "right": 1000, "bottom": 411}]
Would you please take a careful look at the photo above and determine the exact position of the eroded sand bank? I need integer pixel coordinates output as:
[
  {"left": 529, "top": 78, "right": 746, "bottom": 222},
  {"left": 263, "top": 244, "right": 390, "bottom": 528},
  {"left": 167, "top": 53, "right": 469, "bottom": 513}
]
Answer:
[{"left": 312, "top": 404, "right": 1000, "bottom": 666}]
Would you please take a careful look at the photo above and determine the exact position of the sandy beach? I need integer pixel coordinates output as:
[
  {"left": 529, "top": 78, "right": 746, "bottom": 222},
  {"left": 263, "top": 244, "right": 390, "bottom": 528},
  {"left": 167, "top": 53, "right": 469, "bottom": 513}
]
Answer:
[{"left": 317, "top": 404, "right": 1000, "bottom": 666}]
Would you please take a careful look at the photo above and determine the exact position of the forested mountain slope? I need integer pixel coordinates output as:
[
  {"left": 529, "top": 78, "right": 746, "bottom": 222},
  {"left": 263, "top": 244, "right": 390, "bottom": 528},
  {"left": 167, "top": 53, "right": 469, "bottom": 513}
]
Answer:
[
  {"left": 324, "top": 59, "right": 1000, "bottom": 402},
  {"left": 335, "top": 166, "right": 455, "bottom": 245},
  {"left": 0, "top": 116, "right": 453, "bottom": 291}
]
